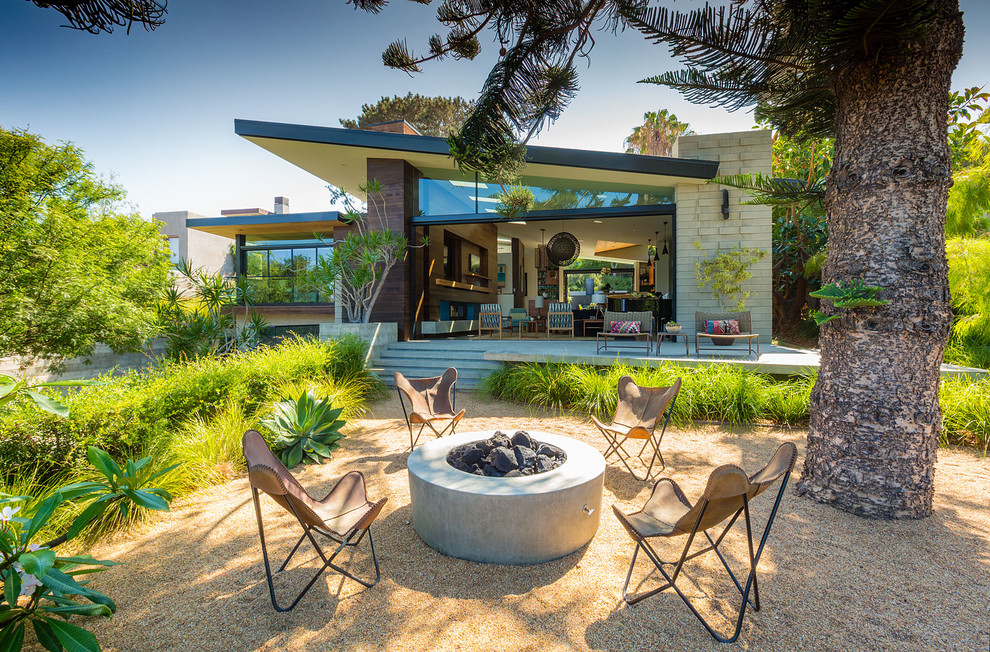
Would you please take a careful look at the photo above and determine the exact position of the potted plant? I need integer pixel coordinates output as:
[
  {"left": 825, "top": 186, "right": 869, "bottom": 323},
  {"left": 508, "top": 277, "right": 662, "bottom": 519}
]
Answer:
[
  {"left": 695, "top": 245, "right": 766, "bottom": 345},
  {"left": 665, "top": 321, "right": 681, "bottom": 333}
]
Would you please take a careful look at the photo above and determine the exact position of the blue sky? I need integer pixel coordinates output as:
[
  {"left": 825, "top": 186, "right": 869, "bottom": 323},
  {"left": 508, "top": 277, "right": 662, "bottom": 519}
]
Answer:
[{"left": 2, "top": 0, "right": 989, "bottom": 217}]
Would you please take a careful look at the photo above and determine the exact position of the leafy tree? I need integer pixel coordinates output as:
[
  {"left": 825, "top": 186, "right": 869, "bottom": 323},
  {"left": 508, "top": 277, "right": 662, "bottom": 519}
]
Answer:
[
  {"left": 695, "top": 246, "right": 767, "bottom": 312},
  {"left": 358, "top": 0, "right": 965, "bottom": 519},
  {"left": 624, "top": 108, "right": 692, "bottom": 157},
  {"left": 25, "top": 0, "right": 166, "bottom": 34},
  {"left": 0, "top": 127, "right": 172, "bottom": 371},
  {"left": 947, "top": 86, "right": 990, "bottom": 169},
  {"left": 945, "top": 89, "right": 990, "bottom": 235},
  {"left": 309, "top": 181, "right": 418, "bottom": 323},
  {"left": 339, "top": 93, "right": 475, "bottom": 137}
]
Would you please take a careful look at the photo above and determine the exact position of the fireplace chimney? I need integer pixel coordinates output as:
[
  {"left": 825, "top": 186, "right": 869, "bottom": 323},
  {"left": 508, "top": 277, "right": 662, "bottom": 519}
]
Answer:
[{"left": 274, "top": 196, "right": 289, "bottom": 214}]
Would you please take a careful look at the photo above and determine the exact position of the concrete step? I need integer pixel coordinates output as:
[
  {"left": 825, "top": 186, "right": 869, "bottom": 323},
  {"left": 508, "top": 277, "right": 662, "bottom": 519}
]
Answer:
[
  {"left": 371, "top": 366, "right": 496, "bottom": 388},
  {"left": 373, "top": 347, "right": 492, "bottom": 360},
  {"left": 387, "top": 339, "right": 507, "bottom": 350},
  {"left": 371, "top": 338, "right": 505, "bottom": 389},
  {"left": 375, "top": 355, "right": 498, "bottom": 370}
]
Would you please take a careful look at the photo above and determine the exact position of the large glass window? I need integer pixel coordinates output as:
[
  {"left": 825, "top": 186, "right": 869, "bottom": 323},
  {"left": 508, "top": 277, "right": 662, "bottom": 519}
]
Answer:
[
  {"left": 418, "top": 170, "right": 674, "bottom": 217},
  {"left": 240, "top": 235, "right": 332, "bottom": 304}
]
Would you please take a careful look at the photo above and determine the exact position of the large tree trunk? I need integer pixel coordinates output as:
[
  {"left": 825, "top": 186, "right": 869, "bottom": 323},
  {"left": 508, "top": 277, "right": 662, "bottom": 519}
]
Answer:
[{"left": 796, "top": 1, "right": 964, "bottom": 519}]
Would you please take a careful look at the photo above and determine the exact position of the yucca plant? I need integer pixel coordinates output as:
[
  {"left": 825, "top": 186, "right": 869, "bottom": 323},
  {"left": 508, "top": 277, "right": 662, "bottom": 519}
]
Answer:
[{"left": 260, "top": 390, "right": 346, "bottom": 468}]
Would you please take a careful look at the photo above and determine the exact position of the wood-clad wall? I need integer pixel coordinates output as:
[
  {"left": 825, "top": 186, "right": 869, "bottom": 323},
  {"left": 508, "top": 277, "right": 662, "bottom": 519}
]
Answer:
[
  {"left": 421, "top": 222, "right": 498, "bottom": 321},
  {"left": 367, "top": 159, "right": 418, "bottom": 339},
  {"left": 342, "top": 155, "right": 498, "bottom": 337}
]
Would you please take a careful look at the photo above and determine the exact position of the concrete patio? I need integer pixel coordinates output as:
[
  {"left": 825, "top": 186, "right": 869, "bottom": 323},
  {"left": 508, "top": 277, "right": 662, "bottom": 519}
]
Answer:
[{"left": 477, "top": 336, "right": 986, "bottom": 378}]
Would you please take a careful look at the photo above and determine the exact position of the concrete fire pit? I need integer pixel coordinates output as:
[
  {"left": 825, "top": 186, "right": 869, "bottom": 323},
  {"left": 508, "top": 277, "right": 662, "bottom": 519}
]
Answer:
[{"left": 407, "top": 430, "right": 605, "bottom": 564}]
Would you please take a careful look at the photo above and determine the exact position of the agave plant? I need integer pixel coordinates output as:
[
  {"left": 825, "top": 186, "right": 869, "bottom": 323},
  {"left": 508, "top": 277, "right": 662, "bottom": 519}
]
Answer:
[{"left": 260, "top": 390, "right": 346, "bottom": 468}]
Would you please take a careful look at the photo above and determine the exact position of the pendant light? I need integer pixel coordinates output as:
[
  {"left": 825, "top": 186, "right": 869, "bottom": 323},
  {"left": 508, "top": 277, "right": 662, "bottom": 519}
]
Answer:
[
  {"left": 654, "top": 231, "right": 661, "bottom": 261},
  {"left": 661, "top": 221, "right": 669, "bottom": 256}
]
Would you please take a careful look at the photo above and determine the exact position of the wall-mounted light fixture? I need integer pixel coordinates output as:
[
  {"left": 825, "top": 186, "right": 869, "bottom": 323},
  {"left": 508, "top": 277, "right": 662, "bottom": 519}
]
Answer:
[{"left": 721, "top": 189, "right": 730, "bottom": 220}]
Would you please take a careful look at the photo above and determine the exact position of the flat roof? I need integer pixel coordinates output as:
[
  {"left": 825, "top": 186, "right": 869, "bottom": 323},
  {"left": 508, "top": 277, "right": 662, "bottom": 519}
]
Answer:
[
  {"left": 234, "top": 119, "right": 721, "bottom": 197},
  {"left": 186, "top": 210, "right": 343, "bottom": 238}
]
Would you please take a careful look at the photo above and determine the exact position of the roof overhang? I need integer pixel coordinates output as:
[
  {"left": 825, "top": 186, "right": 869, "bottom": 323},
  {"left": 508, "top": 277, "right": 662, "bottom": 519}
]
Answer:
[
  {"left": 186, "top": 210, "right": 343, "bottom": 238},
  {"left": 234, "top": 119, "right": 721, "bottom": 198}
]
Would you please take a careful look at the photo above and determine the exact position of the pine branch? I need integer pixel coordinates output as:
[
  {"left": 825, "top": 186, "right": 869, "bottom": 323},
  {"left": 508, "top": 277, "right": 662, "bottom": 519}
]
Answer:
[{"left": 714, "top": 172, "right": 826, "bottom": 207}]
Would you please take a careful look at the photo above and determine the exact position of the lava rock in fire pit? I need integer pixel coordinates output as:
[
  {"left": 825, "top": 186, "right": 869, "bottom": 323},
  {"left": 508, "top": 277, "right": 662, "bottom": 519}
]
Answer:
[
  {"left": 447, "top": 430, "right": 567, "bottom": 477},
  {"left": 490, "top": 447, "right": 518, "bottom": 473},
  {"left": 533, "top": 454, "right": 556, "bottom": 473},
  {"left": 491, "top": 432, "right": 512, "bottom": 449},
  {"left": 514, "top": 445, "right": 536, "bottom": 469},
  {"left": 511, "top": 431, "right": 535, "bottom": 449}
]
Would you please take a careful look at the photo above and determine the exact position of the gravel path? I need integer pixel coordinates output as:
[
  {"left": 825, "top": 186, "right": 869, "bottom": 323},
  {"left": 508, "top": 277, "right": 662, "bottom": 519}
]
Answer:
[{"left": 70, "top": 395, "right": 988, "bottom": 651}]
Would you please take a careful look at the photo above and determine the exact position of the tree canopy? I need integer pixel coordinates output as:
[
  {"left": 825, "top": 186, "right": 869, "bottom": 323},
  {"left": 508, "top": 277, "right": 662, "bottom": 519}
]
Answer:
[
  {"left": 340, "top": 93, "right": 475, "bottom": 137},
  {"left": 0, "top": 127, "right": 171, "bottom": 368},
  {"left": 26, "top": 0, "right": 166, "bottom": 34},
  {"left": 364, "top": 0, "right": 949, "bottom": 169}
]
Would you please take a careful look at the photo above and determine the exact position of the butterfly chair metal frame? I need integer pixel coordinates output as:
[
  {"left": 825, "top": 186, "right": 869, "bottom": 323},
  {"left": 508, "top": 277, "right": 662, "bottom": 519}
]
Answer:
[
  {"left": 613, "top": 443, "right": 797, "bottom": 643},
  {"left": 243, "top": 430, "right": 387, "bottom": 612},
  {"left": 394, "top": 368, "right": 465, "bottom": 450},
  {"left": 591, "top": 376, "right": 682, "bottom": 481}
]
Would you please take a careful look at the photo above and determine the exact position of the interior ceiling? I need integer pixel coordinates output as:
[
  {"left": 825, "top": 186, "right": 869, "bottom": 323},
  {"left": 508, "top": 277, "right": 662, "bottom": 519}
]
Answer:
[
  {"left": 497, "top": 215, "right": 672, "bottom": 264},
  {"left": 243, "top": 136, "right": 706, "bottom": 199}
]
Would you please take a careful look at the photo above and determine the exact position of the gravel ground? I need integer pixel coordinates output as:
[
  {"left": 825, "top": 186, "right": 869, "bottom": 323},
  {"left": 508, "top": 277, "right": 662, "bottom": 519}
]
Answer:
[{"left": 66, "top": 395, "right": 989, "bottom": 652}]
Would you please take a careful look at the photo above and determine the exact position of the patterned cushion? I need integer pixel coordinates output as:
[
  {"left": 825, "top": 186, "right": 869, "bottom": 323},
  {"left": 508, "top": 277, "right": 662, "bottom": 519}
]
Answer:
[
  {"left": 610, "top": 320, "right": 640, "bottom": 334},
  {"left": 480, "top": 313, "right": 503, "bottom": 328},
  {"left": 548, "top": 303, "right": 572, "bottom": 329},
  {"left": 705, "top": 319, "right": 741, "bottom": 335}
]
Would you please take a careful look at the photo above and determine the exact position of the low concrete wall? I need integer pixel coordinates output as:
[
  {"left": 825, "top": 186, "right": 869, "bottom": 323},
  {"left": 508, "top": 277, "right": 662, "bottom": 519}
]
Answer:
[
  {"left": 0, "top": 344, "right": 156, "bottom": 382},
  {"left": 419, "top": 319, "right": 478, "bottom": 336},
  {"left": 319, "top": 321, "right": 398, "bottom": 365}
]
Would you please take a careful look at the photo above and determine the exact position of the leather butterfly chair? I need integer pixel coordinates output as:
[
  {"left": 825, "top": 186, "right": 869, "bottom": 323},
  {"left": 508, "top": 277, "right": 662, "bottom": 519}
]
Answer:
[
  {"left": 613, "top": 442, "right": 798, "bottom": 643},
  {"left": 591, "top": 376, "right": 682, "bottom": 481},
  {"left": 242, "top": 430, "right": 387, "bottom": 612},
  {"left": 394, "top": 367, "right": 466, "bottom": 450}
]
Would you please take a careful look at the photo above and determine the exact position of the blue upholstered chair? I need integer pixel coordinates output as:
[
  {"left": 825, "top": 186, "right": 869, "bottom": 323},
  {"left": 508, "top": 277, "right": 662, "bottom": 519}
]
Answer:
[
  {"left": 479, "top": 303, "right": 510, "bottom": 338},
  {"left": 547, "top": 302, "right": 574, "bottom": 338}
]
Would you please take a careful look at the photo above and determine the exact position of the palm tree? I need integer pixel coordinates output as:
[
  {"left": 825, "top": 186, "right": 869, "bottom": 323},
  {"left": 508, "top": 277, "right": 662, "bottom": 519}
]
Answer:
[
  {"left": 359, "top": 0, "right": 964, "bottom": 519},
  {"left": 624, "top": 109, "right": 693, "bottom": 157}
]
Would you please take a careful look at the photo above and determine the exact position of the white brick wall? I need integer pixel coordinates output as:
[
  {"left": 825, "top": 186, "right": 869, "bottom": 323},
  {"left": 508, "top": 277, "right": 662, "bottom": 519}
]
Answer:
[{"left": 673, "top": 130, "right": 773, "bottom": 339}]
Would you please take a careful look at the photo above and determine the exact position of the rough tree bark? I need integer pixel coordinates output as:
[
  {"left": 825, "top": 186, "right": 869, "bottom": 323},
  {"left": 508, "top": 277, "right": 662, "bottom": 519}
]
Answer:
[{"left": 796, "top": 0, "right": 965, "bottom": 518}]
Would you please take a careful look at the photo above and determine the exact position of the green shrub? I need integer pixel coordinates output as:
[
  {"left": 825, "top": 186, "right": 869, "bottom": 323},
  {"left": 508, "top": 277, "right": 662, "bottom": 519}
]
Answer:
[
  {"left": 0, "top": 447, "right": 177, "bottom": 652},
  {"left": 0, "top": 337, "right": 384, "bottom": 481},
  {"left": 485, "top": 362, "right": 989, "bottom": 452},
  {"left": 940, "top": 375, "right": 990, "bottom": 452},
  {"left": 149, "top": 398, "right": 254, "bottom": 495},
  {"left": 945, "top": 237, "right": 990, "bottom": 369},
  {"left": 486, "top": 361, "right": 812, "bottom": 427}
]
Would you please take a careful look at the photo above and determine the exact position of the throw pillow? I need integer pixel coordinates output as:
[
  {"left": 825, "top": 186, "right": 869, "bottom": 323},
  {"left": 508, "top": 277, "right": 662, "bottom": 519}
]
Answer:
[
  {"left": 610, "top": 320, "right": 640, "bottom": 334},
  {"left": 705, "top": 319, "right": 741, "bottom": 335}
]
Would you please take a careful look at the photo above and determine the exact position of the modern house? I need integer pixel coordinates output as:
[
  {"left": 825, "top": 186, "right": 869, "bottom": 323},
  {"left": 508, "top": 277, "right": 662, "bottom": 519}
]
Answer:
[
  {"left": 155, "top": 209, "right": 234, "bottom": 284},
  {"left": 185, "top": 119, "right": 773, "bottom": 343}
]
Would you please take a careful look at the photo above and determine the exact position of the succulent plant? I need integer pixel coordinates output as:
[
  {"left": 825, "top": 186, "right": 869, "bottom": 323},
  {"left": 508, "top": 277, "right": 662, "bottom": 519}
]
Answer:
[{"left": 261, "top": 390, "right": 346, "bottom": 468}]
